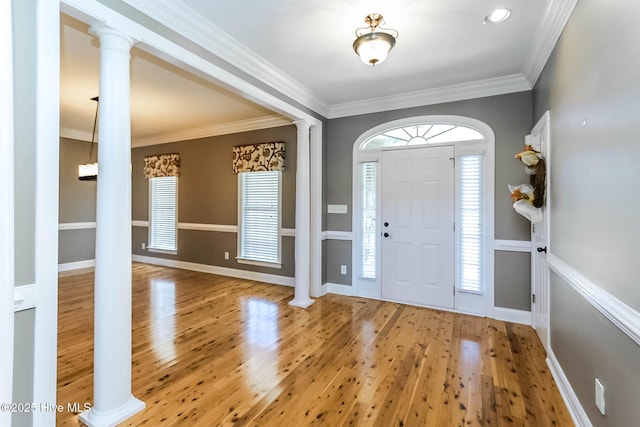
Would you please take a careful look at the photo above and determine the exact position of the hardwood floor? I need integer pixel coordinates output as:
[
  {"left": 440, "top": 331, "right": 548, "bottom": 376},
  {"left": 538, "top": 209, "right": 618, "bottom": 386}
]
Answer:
[{"left": 56, "top": 263, "right": 573, "bottom": 426}]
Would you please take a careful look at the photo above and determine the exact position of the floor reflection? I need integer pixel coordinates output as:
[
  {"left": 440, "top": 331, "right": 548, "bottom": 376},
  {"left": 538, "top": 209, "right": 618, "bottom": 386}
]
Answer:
[
  {"left": 460, "top": 338, "right": 481, "bottom": 365},
  {"left": 357, "top": 320, "right": 378, "bottom": 402},
  {"left": 150, "top": 278, "right": 177, "bottom": 364},
  {"left": 242, "top": 298, "right": 281, "bottom": 394}
]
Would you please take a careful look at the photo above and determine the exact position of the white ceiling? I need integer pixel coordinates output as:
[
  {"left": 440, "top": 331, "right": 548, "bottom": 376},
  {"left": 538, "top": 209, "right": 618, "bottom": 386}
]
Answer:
[
  {"left": 190, "top": 0, "right": 543, "bottom": 105},
  {"left": 60, "top": 0, "right": 565, "bottom": 145}
]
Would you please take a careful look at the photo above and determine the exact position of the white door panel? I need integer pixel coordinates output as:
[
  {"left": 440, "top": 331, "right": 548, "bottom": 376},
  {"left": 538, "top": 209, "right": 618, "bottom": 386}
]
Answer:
[{"left": 381, "top": 146, "right": 455, "bottom": 308}]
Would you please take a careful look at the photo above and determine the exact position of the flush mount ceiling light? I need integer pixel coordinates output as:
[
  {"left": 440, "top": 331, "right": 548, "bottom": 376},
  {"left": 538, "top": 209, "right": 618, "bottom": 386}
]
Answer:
[
  {"left": 484, "top": 8, "right": 511, "bottom": 24},
  {"left": 353, "top": 13, "right": 398, "bottom": 66}
]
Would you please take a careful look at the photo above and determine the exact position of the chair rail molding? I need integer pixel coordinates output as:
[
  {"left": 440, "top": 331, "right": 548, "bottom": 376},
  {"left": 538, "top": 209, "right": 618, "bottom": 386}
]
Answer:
[
  {"left": 547, "top": 253, "right": 640, "bottom": 347},
  {"left": 59, "top": 222, "right": 97, "bottom": 230},
  {"left": 322, "top": 230, "right": 353, "bottom": 241},
  {"left": 494, "top": 239, "right": 532, "bottom": 252}
]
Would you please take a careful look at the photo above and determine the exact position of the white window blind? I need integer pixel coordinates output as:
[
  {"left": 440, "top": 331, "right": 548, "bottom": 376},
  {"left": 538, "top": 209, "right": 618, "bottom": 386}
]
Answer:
[
  {"left": 457, "top": 155, "right": 483, "bottom": 293},
  {"left": 149, "top": 176, "right": 177, "bottom": 252},
  {"left": 239, "top": 171, "right": 281, "bottom": 264},
  {"left": 361, "top": 162, "right": 378, "bottom": 279}
]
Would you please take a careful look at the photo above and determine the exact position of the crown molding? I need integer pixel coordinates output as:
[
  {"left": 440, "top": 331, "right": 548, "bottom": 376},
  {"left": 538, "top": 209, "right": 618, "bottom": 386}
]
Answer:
[
  {"left": 60, "top": 128, "right": 93, "bottom": 142},
  {"left": 132, "top": 115, "right": 292, "bottom": 147},
  {"left": 328, "top": 74, "right": 531, "bottom": 119},
  {"left": 61, "top": 115, "right": 291, "bottom": 146},
  {"left": 523, "top": 0, "right": 579, "bottom": 87},
  {"left": 113, "top": 0, "right": 573, "bottom": 120},
  {"left": 121, "top": 0, "right": 330, "bottom": 117}
]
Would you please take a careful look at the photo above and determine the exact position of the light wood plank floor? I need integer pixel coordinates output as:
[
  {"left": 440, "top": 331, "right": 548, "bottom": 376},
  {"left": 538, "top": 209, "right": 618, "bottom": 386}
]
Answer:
[{"left": 57, "top": 263, "right": 573, "bottom": 426}]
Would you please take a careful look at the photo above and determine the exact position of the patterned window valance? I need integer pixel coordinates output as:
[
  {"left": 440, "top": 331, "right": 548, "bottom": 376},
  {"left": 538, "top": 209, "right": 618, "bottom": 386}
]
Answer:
[
  {"left": 144, "top": 153, "right": 180, "bottom": 178},
  {"left": 232, "top": 142, "right": 285, "bottom": 174}
]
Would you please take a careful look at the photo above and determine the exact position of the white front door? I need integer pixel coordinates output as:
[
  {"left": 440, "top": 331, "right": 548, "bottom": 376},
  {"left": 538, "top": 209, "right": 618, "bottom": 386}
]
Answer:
[
  {"left": 530, "top": 111, "right": 551, "bottom": 352},
  {"left": 381, "top": 146, "right": 455, "bottom": 308}
]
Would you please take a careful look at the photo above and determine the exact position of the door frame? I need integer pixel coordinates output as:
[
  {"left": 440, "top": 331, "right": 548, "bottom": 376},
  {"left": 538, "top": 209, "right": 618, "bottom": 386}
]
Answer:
[
  {"left": 352, "top": 115, "right": 496, "bottom": 316},
  {"left": 1, "top": 0, "right": 16, "bottom": 419},
  {"left": 530, "top": 111, "right": 551, "bottom": 351}
]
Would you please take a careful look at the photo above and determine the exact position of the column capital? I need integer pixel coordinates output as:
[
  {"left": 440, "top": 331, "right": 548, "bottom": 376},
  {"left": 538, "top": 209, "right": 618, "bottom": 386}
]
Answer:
[
  {"left": 293, "top": 119, "right": 311, "bottom": 132},
  {"left": 89, "top": 24, "right": 135, "bottom": 50}
]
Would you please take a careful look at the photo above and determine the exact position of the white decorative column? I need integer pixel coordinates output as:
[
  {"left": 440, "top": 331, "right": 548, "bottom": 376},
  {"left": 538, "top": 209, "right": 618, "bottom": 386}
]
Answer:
[
  {"left": 309, "top": 124, "right": 323, "bottom": 298},
  {"left": 79, "top": 25, "right": 145, "bottom": 427},
  {"left": 290, "top": 120, "right": 314, "bottom": 308}
]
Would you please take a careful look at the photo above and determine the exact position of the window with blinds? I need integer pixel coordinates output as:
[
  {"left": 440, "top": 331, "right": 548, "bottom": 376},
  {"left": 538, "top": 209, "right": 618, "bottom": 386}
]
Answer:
[
  {"left": 238, "top": 171, "right": 281, "bottom": 265},
  {"left": 149, "top": 176, "right": 177, "bottom": 252},
  {"left": 361, "top": 162, "right": 378, "bottom": 279},
  {"left": 457, "top": 155, "right": 483, "bottom": 293}
]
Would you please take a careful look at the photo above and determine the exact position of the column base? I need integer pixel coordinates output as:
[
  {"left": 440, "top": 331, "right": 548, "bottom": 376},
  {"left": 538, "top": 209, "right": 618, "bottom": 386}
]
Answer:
[
  {"left": 79, "top": 395, "right": 145, "bottom": 427},
  {"left": 289, "top": 298, "right": 315, "bottom": 309}
]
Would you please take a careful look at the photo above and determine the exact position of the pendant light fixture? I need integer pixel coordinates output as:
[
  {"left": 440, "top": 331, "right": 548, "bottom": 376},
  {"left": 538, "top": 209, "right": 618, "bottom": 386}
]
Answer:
[
  {"left": 78, "top": 96, "right": 99, "bottom": 181},
  {"left": 353, "top": 13, "right": 398, "bottom": 66}
]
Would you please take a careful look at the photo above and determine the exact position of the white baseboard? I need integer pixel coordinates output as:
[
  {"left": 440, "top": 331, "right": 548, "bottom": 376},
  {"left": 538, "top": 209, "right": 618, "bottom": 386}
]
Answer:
[
  {"left": 58, "top": 259, "right": 95, "bottom": 272},
  {"left": 132, "top": 255, "right": 295, "bottom": 287},
  {"left": 324, "top": 282, "right": 354, "bottom": 296},
  {"left": 493, "top": 307, "right": 532, "bottom": 325},
  {"left": 547, "top": 348, "right": 592, "bottom": 427}
]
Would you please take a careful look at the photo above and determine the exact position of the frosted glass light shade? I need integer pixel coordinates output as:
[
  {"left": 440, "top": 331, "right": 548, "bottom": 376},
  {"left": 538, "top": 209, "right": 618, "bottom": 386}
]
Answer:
[
  {"left": 78, "top": 162, "right": 98, "bottom": 180},
  {"left": 353, "top": 32, "right": 396, "bottom": 65}
]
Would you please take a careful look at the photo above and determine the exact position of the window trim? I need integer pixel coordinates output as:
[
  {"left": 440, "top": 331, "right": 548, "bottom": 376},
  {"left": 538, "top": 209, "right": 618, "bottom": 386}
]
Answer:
[
  {"left": 352, "top": 115, "right": 495, "bottom": 316},
  {"left": 147, "top": 176, "right": 178, "bottom": 255},
  {"left": 237, "top": 170, "right": 282, "bottom": 269}
]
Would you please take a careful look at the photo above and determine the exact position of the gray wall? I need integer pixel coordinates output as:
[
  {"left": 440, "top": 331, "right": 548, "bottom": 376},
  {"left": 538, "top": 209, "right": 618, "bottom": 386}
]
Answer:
[
  {"left": 533, "top": 0, "right": 640, "bottom": 424},
  {"left": 534, "top": 1, "right": 640, "bottom": 311},
  {"left": 13, "top": 0, "right": 36, "bottom": 286},
  {"left": 11, "top": 0, "right": 36, "bottom": 424},
  {"left": 59, "top": 138, "right": 97, "bottom": 264},
  {"left": 494, "top": 251, "right": 531, "bottom": 311},
  {"left": 550, "top": 272, "right": 640, "bottom": 426},
  {"left": 131, "top": 125, "right": 298, "bottom": 277},
  {"left": 324, "top": 92, "right": 534, "bottom": 311},
  {"left": 12, "top": 310, "right": 35, "bottom": 427},
  {"left": 59, "top": 138, "right": 97, "bottom": 222}
]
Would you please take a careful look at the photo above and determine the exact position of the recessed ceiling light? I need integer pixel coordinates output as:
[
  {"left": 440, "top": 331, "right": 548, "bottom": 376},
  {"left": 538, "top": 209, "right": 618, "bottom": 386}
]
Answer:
[{"left": 484, "top": 8, "right": 511, "bottom": 24}]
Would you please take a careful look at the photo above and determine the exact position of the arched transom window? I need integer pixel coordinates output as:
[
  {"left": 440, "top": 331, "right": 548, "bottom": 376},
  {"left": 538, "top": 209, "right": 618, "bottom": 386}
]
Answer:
[{"left": 361, "top": 124, "right": 483, "bottom": 150}]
